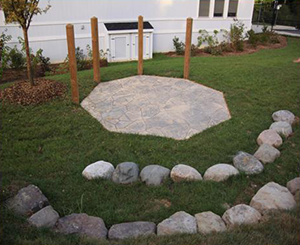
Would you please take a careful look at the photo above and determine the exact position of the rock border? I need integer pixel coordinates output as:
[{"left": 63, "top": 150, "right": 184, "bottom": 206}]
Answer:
[{"left": 6, "top": 110, "right": 299, "bottom": 241}]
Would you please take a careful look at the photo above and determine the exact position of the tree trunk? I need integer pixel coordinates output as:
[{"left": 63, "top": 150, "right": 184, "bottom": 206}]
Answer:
[{"left": 22, "top": 28, "right": 35, "bottom": 86}]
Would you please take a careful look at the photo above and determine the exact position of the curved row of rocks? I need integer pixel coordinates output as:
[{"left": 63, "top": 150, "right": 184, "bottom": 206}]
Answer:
[
  {"left": 82, "top": 110, "right": 296, "bottom": 185},
  {"left": 6, "top": 178, "right": 300, "bottom": 240},
  {"left": 5, "top": 110, "right": 299, "bottom": 241}
]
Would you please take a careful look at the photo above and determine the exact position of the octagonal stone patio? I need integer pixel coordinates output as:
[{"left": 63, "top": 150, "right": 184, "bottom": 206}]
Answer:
[{"left": 81, "top": 76, "right": 231, "bottom": 140}]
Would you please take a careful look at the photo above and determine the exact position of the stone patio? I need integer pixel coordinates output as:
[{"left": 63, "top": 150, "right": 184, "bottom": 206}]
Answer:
[{"left": 81, "top": 75, "right": 231, "bottom": 140}]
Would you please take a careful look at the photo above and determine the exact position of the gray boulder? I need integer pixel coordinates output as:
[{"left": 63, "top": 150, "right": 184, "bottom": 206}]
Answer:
[
  {"left": 140, "top": 165, "right": 170, "bottom": 186},
  {"left": 272, "top": 110, "right": 295, "bottom": 125},
  {"left": 82, "top": 161, "right": 115, "bottom": 180},
  {"left": 195, "top": 211, "right": 226, "bottom": 234},
  {"left": 6, "top": 185, "right": 49, "bottom": 216},
  {"left": 28, "top": 206, "right": 59, "bottom": 228},
  {"left": 203, "top": 164, "right": 239, "bottom": 182},
  {"left": 287, "top": 177, "right": 300, "bottom": 195},
  {"left": 55, "top": 213, "right": 107, "bottom": 239},
  {"left": 222, "top": 204, "right": 261, "bottom": 227},
  {"left": 112, "top": 162, "right": 139, "bottom": 184},
  {"left": 250, "top": 182, "right": 296, "bottom": 213},
  {"left": 233, "top": 152, "right": 264, "bottom": 175},
  {"left": 257, "top": 129, "right": 282, "bottom": 148},
  {"left": 170, "top": 164, "right": 202, "bottom": 182},
  {"left": 108, "top": 221, "right": 156, "bottom": 240},
  {"left": 270, "top": 121, "right": 293, "bottom": 138},
  {"left": 254, "top": 144, "right": 280, "bottom": 164},
  {"left": 157, "top": 211, "right": 197, "bottom": 236}
]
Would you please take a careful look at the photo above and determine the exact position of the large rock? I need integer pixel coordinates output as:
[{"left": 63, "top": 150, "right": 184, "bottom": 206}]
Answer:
[
  {"left": 203, "top": 164, "right": 239, "bottom": 182},
  {"left": 28, "top": 206, "right": 59, "bottom": 228},
  {"left": 55, "top": 213, "right": 107, "bottom": 239},
  {"left": 195, "top": 211, "right": 226, "bottom": 234},
  {"left": 112, "top": 162, "right": 139, "bottom": 184},
  {"left": 270, "top": 121, "right": 293, "bottom": 138},
  {"left": 170, "top": 164, "right": 202, "bottom": 182},
  {"left": 233, "top": 152, "right": 264, "bottom": 175},
  {"left": 82, "top": 161, "right": 114, "bottom": 180},
  {"left": 157, "top": 211, "right": 197, "bottom": 236},
  {"left": 254, "top": 144, "right": 280, "bottom": 164},
  {"left": 250, "top": 182, "right": 296, "bottom": 213},
  {"left": 108, "top": 222, "right": 156, "bottom": 240},
  {"left": 6, "top": 185, "right": 49, "bottom": 216},
  {"left": 257, "top": 129, "right": 282, "bottom": 148},
  {"left": 287, "top": 177, "right": 300, "bottom": 195},
  {"left": 140, "top": 165, "right": 170, "bottom": 186},
  {"left": 222, "top": 204, "right": 261, "bottom": 227},
  {"left": 272, "top": 110, "right": 295, "bottom": 125}
]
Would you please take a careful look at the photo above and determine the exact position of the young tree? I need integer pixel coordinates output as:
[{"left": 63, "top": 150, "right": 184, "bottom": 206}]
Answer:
[{"left": 0, "top": 0, "right": 50, "bottom": 86}]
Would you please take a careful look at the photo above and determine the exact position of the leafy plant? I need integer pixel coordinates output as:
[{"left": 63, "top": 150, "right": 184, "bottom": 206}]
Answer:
[
  {"left": 198, "top": 30, "right": 223, "bottom": 55},
  {"left": 0, "top": 29, "right": 12, "bottom": 80},
  {"left": 8, "top": 46, "right": 26, "bottom": 69},
  {"left": 173, "top": 36, "right": 185, "bottom": 55},
  {"left": 229, "top": 19, "right": 245, "bottom": 51},
  {"left": 246, "top": 29, "right": 259, "bottom": 48}
]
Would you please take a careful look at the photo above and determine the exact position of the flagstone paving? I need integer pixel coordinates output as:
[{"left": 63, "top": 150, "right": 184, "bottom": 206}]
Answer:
[{"left": 81, "top": 75, "right": 231, "bottom": 140}]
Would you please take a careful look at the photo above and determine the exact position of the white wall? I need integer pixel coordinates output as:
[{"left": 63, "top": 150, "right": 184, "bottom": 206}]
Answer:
[{"left": 0, "top": 0, "right": 254, "bottom": 63}]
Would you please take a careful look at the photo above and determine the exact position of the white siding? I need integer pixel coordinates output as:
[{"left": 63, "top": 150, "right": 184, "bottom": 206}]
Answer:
[{"left": 0, "top": 0, "right": 255, "bottom": 63}]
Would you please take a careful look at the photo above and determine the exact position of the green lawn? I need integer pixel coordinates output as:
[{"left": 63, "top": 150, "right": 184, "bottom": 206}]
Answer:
[{"left": 1, "top": 37, "right": 300, "bottom": 245}]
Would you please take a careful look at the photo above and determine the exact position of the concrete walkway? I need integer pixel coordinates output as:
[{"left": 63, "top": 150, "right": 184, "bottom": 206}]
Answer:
[{"left": 81, "top": 76, "right": 231, "bottom": 140}]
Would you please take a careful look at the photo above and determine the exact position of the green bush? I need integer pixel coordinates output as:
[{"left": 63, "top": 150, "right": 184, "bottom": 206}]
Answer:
[
  {"left": 0, "top": 30, "right": 12, "bottom": 80},
  {"left": 172, "top": 36, "right": 185, "bottom": 55},
  {"left": 198, "top": 30, "right": 223, "bottom": 55},
  {"left": 246, "top": 29, "right": 259, "bottom": 48},
  {"left": 8, "top": 46, "right": 26, "bottom": 69}
]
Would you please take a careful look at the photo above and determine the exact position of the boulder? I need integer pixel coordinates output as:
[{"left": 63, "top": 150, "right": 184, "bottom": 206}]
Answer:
[
  {"left": 195, "top": 211, "right": 226, "bottom": 234},
  {"left": 272, "top": 110, "right": 295, "bottom": 125},
  {"left": 257, "top": 129, "right": 282, "bottom": 148},
  {"left": 108, "top": 221, "right": 156, "bottom": 240},
  {"left": 233, "top": 152, "right": 264, "bottom": 175},
  {"left": 287, "top": 177, "right": 300, "bottom": 195},
  {"left": 222, "top": 204, "right": 261, "bottom": 227},
  {"left": 250, "top": 182, "right": 296, "bottom": 213},
  {"left": 28, "top": 206, "right": 59, "bottom": 228},
  {"left": 140, "top": 165, "right": 170, "bottom": 186},
  {"left": 82, "top": 161, "right": 115, "bottom": 180},
  {"left": 254, "top": 144, "right": 280, "bottom": 164},
  {"left": 170, "top": 164, "right": 202, "bottom": 182},
  {"left": 112, "top": 162, "right": 139, "bottom": 184},
  {"left": 6, "top": 185, "right": 49, "bottom": 216},
  {"left": 55, "top": 213, "right": 107, "bottom": 239},
  {"left": 157, "top": 211, "right": 197, "bottom": 236},
  {"left": 203, "top": 164, "right": 239, "bottom": 182},
  {"left": 270, "top": 121, "right": 293, "bottom": 138}
]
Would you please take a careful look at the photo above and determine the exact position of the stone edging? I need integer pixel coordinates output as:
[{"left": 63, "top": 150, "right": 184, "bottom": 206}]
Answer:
[{"left": 5, "top": 110, "right": 299, "bottom": 241}]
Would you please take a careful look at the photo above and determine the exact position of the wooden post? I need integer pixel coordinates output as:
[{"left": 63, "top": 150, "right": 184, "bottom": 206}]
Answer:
[
  {"left": 66, "top": 24, "right": 79, "bottom": 104},
  {"left": 91, "top": 17, "right": 100, "bottom": 83},
  {"left": 138, "top": 15, "right": 143, "bottom": 75},
  {"left": 184, "top": 18, "right": 193, "bottom": 79}
]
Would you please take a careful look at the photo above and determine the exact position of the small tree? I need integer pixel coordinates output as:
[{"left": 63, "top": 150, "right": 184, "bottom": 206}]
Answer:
[{"left": 0, "top": 0, "right": 50, "bottom": 86}]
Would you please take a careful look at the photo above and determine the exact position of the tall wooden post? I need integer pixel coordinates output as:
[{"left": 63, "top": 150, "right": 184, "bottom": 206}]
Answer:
[
  {"left": 66, "top": 24, "right": 79, "bottom": 104},
  {"left": 138, "top": 15, "right": 143, "bottom": 75},
  {"left": 91, "top": 17, "right": 100, "bottom": 83},
  {"left": 184, "top": 18, "right": 193, "bottom": 79}
]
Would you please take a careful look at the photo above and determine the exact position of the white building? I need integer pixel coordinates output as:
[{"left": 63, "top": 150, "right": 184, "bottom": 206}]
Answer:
[{"left": 0, "top": 0, "right": 255, "bottom": 63}]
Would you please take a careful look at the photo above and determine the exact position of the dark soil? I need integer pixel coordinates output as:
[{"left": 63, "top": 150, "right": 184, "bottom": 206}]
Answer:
[
  {"left": 166, "top": 36, "right": 287, "bottom": 57},
  {"left": 1, "top": 59, "right": 108, "bottom": 84},
  {"left": 0, "top": 78, "right": 67, "bottom": 106}
]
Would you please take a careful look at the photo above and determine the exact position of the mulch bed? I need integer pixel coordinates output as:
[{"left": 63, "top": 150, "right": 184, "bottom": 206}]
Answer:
[
  {"left": 166, "top": 36, "right": 287, "bottom": 57},
  {"left": 0, "top": 78, "right": 67, "bottom": 106}
]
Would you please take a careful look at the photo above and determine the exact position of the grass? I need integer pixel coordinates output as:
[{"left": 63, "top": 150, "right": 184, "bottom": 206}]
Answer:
[{"left": 1, "top": 37, "right": 300, "bottom": 245}]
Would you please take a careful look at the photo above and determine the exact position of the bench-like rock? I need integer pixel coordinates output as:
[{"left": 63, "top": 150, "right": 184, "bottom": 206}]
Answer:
[
  {"left": 112, "top": 162, "right": 139, "bottom": 184},
  {"left": 254, "top": 144, "right": 280, "bottom": 164},
  {"left": 233, "top": 152, "right": 264, "bottom": 175},
  {"left": 140, "top": 165, "right": 170, "bottom": 186},
  {"left": 272, "top": 110, "right": 295, "bottom": 125},
  {"left": 28, "top": 206, "right": 59, "bottom": 228},
  {"left": 195, "top": 211, "right": 226, "bottom": 234},
  {"left": 170, "top": 164, "right": 202, "bottom": 182},
  {"left": 82, "top": 161, "right": 114, "bottom": 180},
  {"left": 257, "top": 129, "right": 282, "bottom": 148},
  {"left": 203, "top": 164, "right": 239, "bottom": 182}
]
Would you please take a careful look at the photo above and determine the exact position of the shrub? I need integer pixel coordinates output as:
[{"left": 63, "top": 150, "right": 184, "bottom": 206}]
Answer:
[
  {"left": 224, "top": 19, "right": 245, "bottom": 52},
  {"left": 0, "top": 30, "right": 12, "bottom": 80},
  {"left": 8, "top": 46, "right": 26, "bottom": 69},
  {"left": 173, "top": 36, "right": 185, "bottom": 55},
  {"left": 246, "top": 29, "right": 259, "bottom": 48},
  {"left": 198, "top": 30, "right": 223, "bottom": 55}
]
